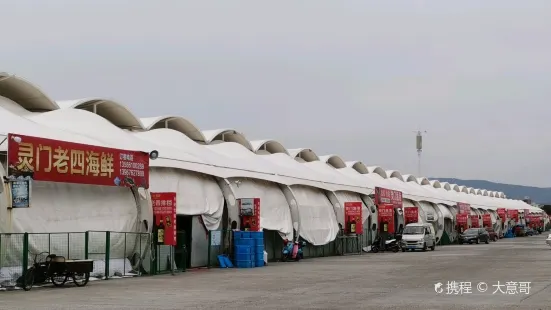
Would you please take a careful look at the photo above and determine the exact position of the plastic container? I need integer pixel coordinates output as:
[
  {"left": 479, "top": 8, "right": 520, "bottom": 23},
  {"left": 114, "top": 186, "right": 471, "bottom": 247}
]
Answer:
[
  {"left": 255, "top": 259, "right": 264, "bottom": 267},
  {"left": 235, "top": 253, "right": 253, "bottom": 261},
  {"left": 233, "top": 231, "right": 243, "bottom": 240},
  {"left": 241, "top": 231, "right": 251, "bottom": 238},
  {"left": 251, "top": 231, "right": 264, "bottom": 239},
  {"left": 235, "top": 260, "right": 253, "bottom": 268},
  {"left": 235, "top": 238, "right": 254, "bottom": 247},
  {"left": 250, "top": 252, "right": 256, "bottom": 262},
  {"left": 254, "top": 238, "right": 264, "bottom": 246},
  {"left": 255, "top": 245, "right": 264, "bottom": 255},
  {"left": 234, "top": 245, "right": 251, "bottom": 254}
]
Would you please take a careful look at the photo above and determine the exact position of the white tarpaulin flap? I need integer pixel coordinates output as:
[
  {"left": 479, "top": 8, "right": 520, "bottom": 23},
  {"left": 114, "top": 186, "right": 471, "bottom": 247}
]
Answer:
[
  {"left": 149, "top": 167, "right": 224, "bottom": 230},
  {"left": 229, "top": 178, "right": 293, "bottom": 240},
  {"left": 437, "top": 204, "right": 454, "bottom": 219},
  {"left": 333, "top": 191, "right": 369, "bottom": 227},
  {"left": 291, "top": 185, "right": 339, "bottom": 246}
]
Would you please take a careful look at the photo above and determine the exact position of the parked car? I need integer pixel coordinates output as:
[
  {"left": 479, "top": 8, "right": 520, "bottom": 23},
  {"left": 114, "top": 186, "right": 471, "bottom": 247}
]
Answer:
[
  {"left": 400, "top": 223, "right": 436, "bottom": 251},
  {"left": 485, "top": 227, "right": 498, "bottom": 241},
  {"left": 459, "top": 228, "right": 490, "bottom": 244}
]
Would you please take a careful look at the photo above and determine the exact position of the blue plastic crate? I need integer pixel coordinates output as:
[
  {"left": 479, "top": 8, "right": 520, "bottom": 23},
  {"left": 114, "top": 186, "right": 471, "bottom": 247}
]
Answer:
[
  {"left": 255, "top": 259, "right": 264, "bottom": 267},
  {"left": 235, "top": 253, "right": 252, "bottom": 261},
  {"left": 234, "top": 245, "right": 251, "bottom": 254},
  {"left": 234, "top": 260, "right": 253, "bottom": 268},
  {"left": 254, "top": 238, "right": 264, "bottom": 246},
  {"left": 255, "top": 245, "right": 264, "bottom": 254},
  {"left": 235, "top": 238, "right": 254, "bottom": 246},
  {"left": 241, "top": 231, "right": 251, "bottom": 238}
]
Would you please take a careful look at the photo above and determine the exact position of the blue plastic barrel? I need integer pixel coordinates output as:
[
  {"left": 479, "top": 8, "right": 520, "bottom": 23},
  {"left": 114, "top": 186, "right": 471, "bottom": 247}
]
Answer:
[
  {"left": 233, "top": 231, "right": 243, "bottom": 240},
  {"left": 255, "top": 258, "right": 264, "bottom": 267},
  {"left": 241, "top": 231, "right": 251, "bottom": 238},
  {"left": 235, "top": 253, "right": 252, "bottom": 261},
  {"left": 254, "top": 238, "right": 264, "bottom": 246},
  {"left": 234, "top": 245, "right": 251, "bottom": 254},
  {"left": 234, "top": 260, "right": 253, "bottom": 268},
  {"left": 235, "top": 238, "right": 254, "bottom": 247},
  {"left": 251, "top": 231, "right": 264, "bottom": 239},
  {"left": 255, "top": 245, "right": 264, "bottom": 255}
]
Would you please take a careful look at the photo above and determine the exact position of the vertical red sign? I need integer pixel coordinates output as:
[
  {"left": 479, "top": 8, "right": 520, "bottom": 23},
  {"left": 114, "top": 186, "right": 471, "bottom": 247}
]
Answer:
[
  {"left": 404, "top": 207, "right": 419, "bottom": 225},
  {"left": 374, "top": 187, "right": 403, "bottom": 208},
  {"left": 482, "top": 214, "right": 492, "bottom": 227},
  {"left": 151, "top": 192, "right": 177, "bottom": 246},
  {"left": 239, "top": 198, "right": 261, "bottom": 231},
  {"left": 344, "top": 202, "right": 363, "bottom": 234},
  {"left": 470, "top": 215, "right": 480, "bottom": 228},
  {"left": 497, "top": 208, "right": 507, "bottom": 221},
  {"left": 457, "top": 203, "right": 471, "bottom": 214},
  {"left": 456, "top": 214, "right": 468, "bottom": 232},
  {"left": 507, "top": 209, "right": 519, "bottom": 221},
  {"left": 378, "top": 204, "right": 395, "bottom": 233}
]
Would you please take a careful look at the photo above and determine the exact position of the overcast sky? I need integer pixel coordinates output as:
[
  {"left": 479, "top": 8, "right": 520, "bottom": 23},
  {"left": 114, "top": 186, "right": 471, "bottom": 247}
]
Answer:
[{"left": 2, "top": 1, "right": 551, "bottom": 187}]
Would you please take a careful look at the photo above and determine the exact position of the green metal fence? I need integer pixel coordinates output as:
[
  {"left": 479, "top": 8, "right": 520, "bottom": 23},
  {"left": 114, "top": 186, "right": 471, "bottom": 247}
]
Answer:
[{"left": 0, "top": 231, "right": 153, "bottom": 288}]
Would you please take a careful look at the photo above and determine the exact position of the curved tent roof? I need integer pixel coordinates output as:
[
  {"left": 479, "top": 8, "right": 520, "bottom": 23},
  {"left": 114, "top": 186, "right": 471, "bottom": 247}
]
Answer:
[
  {"left": 288, "top": 148, "right": 320, "bottom": 163},
  {"left": 402, "top": 174, "right": 419, "bottom": 183},
  {"left": 367, "top": 166, "right": 387, "bottom": 179},
  {"left": 345, "top": 161, "right": 369, "bottom": 174},
  {"left": 202, "top": 128, "right": 253, "bottom": 151},
  {"left": 430, "top": 180, "right": 442, "bottom": 188},
  {"left": 458, "top": 185, "right": 469, "bottom": 193},
  {"left": 0, "top": 72, "right": 59, "bottom": 111},
  {"left": 440, "top": 182, "right": 452, "bottom": 190},
  {"left": 450, "top": 184, "right": 460, "bottom": 192},
  {"left": 417, "top": 177, "right": 431, "bottom": 185},
  {"left": 250, "top": 139, "right": 289, "bottom": 155},
  {"left": 386, "top": 170, "right": 404, "bottom": 181},
  {"left": 140, "top": 115, "right": 206, "bottom": 143},
  {"left": 57, "top": 98, "right": 143, "bottom": 129},
  {"left": 319, "top": 154, "right": 347, "bottom": 169}
]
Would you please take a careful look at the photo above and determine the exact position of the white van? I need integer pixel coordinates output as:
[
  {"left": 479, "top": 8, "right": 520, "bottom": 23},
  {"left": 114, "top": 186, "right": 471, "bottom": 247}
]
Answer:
[{"left": 400, "top": 223, "right": 436, "bottom": 251}]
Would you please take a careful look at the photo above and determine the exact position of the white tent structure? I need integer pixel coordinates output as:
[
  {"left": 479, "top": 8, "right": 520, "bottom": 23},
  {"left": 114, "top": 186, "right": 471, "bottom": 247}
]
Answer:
[{"left": 0, "top": 71, "right": 546, "bottom": 276}]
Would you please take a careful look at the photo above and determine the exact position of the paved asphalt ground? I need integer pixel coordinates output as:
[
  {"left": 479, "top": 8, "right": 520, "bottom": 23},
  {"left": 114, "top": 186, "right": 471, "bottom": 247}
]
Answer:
[{"left": 2, "top": 234, "right": 551, "bottom": 310}]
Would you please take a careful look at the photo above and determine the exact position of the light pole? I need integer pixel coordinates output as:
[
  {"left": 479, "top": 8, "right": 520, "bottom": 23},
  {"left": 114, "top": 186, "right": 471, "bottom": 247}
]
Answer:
[{"left": 413, "top": 130, "right": 427, "bottom": 176}]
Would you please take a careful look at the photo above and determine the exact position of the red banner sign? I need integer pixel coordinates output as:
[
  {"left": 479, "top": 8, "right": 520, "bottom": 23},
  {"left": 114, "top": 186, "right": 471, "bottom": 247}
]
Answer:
[
  {"left": 497, "top": 208, "right": 506, "bottom": 220},
  {"left": 524, "top": 209, "right": 530, "bottom": 218},
  {"left": 507, "top": 209, "right": 519, "bottom": 221},
  {"left": 456, "top": 213, "right": 468, "bottom": 232},
  {"left": 7, "top": 133, "right": 150, "bottom": 188},
  {"left": 152, "top": 192, "right": 177, "bottom": 246},
  {"left": 239, "top": 198, "right": 261, "bottom": 231},
  {"left": 457, "top": 202, "right": 471, "bottom": 214},
  {"left": 404, "top": 207, "right": 419, "bottom": 225},
  {"left": 344, "top": 202, "right": 363, "bottom": 234},
  {"left": 378, "top": 204, "right": 395, "bottom": 234},
  {"left": 470, "top": 215, "right": 480, "bottom": 228},
  {"left": 482, "top": 214, "right": 492, "bottom": 227},
  {"left": 375, "top": 187, "right": 402, "bottom": 208}
]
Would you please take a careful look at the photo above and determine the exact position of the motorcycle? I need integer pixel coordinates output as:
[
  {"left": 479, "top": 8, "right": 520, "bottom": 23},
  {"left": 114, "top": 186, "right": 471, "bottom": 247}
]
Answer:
[
  {"left": 281, "top": 240, "right": 306, "bottom": 261},
  {"left": 370, "top": 236, "right": 401, "bottom": 253}
]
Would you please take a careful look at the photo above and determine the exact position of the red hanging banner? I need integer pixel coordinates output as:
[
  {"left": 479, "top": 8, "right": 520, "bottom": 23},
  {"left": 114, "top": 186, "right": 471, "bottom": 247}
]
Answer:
[
  {"left": 151, "top": 192, "right": 177, "bottom": 246},
  {"left": 239, "top": 198, "right": 261, "bottom": 231},
  {"left": 344, "top": 202, "right": 363, "bottom": 234},
  {"left": 7, "top": 133, "right": 150, "bottom": 188},
  {"left": 482, "top": 214, "right": 492, "bottom": 227},
  {"left": 497, "top": 208, "right": 507, "bottom": 221},
  {"left": 378, "top": 204, "right": 395, "bottom": 233},
  {"left": 374, "top": 187, "right": 402, "bottom": 208},
  {"left": 507, "top": 209, "right": 519, "bottom": 221},
  {"left": 457, "top": 202, "right": 471, "bottom": 214},
  {"left": 470, "top": 215, "right": 480, "bottom": 228},
  {"left": 456, "top": 213, "right": 468, "bottom": 232},
  {"left": 404, "top": 207, "right": 419, "bottom": 225}
]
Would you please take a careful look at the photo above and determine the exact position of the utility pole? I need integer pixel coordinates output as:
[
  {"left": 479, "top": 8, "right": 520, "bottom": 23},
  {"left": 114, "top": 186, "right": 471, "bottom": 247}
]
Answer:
[{"left": 413, "top": 130, "right": 427, "bottom": 176}]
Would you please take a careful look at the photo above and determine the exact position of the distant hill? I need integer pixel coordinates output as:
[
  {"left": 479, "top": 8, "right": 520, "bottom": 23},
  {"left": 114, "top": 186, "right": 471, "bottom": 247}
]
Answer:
[{"left": 431, "top": 178, "right": 551, "bottom": 204}]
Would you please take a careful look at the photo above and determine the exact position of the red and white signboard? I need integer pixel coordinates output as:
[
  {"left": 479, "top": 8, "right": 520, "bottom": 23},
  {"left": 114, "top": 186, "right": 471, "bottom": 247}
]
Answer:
[
  {"left": 404, "top": 207, "right": 418, "bottom": 225},
  {"left": 470, "top": 215, "right": 480, "bottom": 228},
  {"left": 378, "top": 204, "right": 395, "bottom": 233},
  {"left": 507, "top": 209, "right": 519, "bottom": 221},
  {"left": 497, "top": 208, "right": 507, "bottom": 221},
  {"left": 482, "top": 214, "right": 492, "bottom": 227},
  {"left": 457, "top": 202, "right": 471, "bottom": 214},
  {"left": 7, "top": 133, "right": 150, "bottom": 188},
  {"left": 344, "top": 202, "right": 363, "bottom": 234},
  {"left": 456, "top": 213, "right": 468, "bottom": 231},
  {"left": 151, "top": 192, "right": 177, "bottom": 246},
  {"left": 239, "top": 198, "right": 261, "bottom": 231},
  {"left": 375, "top": 187, "right": 402, "bottom": 208}
]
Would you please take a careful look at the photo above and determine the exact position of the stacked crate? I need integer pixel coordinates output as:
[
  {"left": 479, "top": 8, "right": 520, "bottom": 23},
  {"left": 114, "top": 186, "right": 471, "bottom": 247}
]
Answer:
[{"left": 233, "top": 231, "right": 265, "bottom": 268}]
